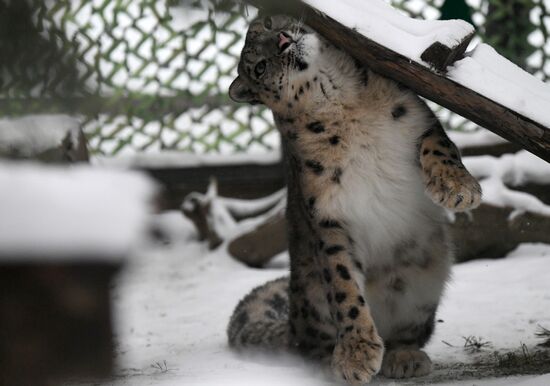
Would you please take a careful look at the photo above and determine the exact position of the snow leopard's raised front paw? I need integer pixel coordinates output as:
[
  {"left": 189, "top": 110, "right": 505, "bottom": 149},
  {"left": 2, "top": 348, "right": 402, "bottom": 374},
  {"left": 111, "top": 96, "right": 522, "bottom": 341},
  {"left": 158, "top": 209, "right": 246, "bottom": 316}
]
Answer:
[
  {"left": 425, "top": 167, "right": 482, "bottom": 212},
  {"left": 331, "top": 333, "right": 384, "bottom": 385},
  {"left": 382, "top": 349, "right": 432, "bottom": 379}
]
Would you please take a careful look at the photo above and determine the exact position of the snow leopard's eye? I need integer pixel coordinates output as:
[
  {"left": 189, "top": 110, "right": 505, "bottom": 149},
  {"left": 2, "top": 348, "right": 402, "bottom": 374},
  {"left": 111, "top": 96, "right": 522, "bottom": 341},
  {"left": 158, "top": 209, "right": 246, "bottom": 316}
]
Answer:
[
  {"left": 254, "top": 60, "right": 267, "bottom": 78},
  {"left": 263, "top": 17, "right": 272, "bottom": 29}
]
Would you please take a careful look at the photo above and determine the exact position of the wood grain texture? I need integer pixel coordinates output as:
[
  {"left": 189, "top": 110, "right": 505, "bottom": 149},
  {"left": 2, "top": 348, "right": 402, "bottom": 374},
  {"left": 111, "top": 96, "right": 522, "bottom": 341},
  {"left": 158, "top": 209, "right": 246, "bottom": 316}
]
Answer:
[{"left": 245, "top": 0, "right": 550, "bottom": 163}]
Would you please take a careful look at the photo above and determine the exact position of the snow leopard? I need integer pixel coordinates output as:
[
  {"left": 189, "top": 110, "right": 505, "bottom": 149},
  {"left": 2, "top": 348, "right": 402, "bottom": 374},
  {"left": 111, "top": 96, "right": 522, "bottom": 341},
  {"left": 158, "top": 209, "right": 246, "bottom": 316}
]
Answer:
[{"left": 227, "top": 14, "right": 481, "bottom": 384}]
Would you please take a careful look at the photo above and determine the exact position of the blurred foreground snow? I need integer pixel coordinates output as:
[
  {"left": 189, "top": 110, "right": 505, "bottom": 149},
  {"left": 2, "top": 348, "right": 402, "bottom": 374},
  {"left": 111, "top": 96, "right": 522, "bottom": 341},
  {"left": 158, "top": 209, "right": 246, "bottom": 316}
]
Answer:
[{"left": 0, "top": 162, "right": 157, "bottom": 258}]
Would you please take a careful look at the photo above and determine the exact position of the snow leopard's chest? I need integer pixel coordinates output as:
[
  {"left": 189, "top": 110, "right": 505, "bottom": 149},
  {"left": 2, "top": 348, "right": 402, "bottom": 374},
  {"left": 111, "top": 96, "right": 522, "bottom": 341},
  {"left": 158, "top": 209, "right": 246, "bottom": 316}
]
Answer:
[{"left": 314, "top": 115, "right": 444, "bottom": 267}]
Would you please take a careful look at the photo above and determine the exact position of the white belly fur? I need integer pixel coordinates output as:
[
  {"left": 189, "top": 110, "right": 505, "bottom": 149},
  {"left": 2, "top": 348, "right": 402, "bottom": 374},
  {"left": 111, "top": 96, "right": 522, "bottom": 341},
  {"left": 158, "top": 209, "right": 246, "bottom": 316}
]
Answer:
[{"left": 320, "top": 117, "right": 452, "bottom": 341}]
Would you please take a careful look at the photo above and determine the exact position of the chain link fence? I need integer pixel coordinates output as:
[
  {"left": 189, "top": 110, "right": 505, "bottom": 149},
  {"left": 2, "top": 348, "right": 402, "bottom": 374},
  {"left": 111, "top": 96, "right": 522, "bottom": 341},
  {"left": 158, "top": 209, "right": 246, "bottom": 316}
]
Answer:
[{"left": 0, "top": 0, "right": 548, "bottom": 156}]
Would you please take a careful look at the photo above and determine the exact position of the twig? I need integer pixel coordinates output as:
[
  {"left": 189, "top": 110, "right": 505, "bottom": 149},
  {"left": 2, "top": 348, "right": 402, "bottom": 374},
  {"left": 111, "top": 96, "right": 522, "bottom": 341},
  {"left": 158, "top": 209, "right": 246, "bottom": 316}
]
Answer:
[
  {"left": 462, "top": 336, "right": 492, "bottom": 353},
  {"left": 535, "top": 325, "right": 550, "bottom": 348}
]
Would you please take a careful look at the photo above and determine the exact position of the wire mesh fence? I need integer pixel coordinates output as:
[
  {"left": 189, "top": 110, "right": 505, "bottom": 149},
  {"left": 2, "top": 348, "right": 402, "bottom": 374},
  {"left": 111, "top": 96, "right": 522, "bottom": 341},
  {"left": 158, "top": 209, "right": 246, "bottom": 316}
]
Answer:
[{"left": 0, "top": 0, "right": 548, "bottom": 156}]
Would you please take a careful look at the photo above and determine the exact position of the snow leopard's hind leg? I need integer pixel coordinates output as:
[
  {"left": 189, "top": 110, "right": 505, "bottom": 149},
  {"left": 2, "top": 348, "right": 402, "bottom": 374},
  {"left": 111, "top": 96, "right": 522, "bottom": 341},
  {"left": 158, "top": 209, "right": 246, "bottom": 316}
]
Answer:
[
  {"left": 381, "top": 310, "right": 436, "bottom": 379},
  {"left": 227, "top": 277, "right": 290, "bottom": 350}
]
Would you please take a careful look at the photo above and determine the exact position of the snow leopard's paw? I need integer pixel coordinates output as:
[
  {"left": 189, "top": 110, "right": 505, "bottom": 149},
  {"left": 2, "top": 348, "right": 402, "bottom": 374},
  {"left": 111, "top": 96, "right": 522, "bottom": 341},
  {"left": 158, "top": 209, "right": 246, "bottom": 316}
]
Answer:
[
  {"left": 382, "top": 349, "right": 432, "bottom": 379},
  {"left": 425, "top": 167, "right": 481, "bottom": 212},
  {"left": 331, "top": 333, "right": 384, "bottom": 385}
]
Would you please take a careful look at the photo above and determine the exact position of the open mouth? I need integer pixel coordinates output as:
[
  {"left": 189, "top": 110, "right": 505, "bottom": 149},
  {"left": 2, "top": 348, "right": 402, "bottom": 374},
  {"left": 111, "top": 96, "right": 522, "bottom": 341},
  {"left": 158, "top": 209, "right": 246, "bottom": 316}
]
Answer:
[{"left": 278, "top": 31, "right": 293, "bottom": 54}]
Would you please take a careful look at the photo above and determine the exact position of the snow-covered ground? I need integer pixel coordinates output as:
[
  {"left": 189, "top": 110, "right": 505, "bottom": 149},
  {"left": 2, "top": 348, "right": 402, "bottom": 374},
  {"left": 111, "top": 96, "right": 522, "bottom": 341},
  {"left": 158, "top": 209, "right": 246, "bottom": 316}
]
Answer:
[{"left": 68, "top": 211, "right": 550, "bottom": 386}]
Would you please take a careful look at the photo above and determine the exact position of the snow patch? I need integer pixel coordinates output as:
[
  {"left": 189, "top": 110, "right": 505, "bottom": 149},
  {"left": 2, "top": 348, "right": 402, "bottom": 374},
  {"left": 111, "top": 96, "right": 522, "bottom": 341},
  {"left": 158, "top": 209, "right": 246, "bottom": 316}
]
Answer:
[
  {"left": 0, "top": 115, "right": 82, "bottom": 157},
  {"left": 0, "top": 163, "right": 158, "bottom": 259},
  {"left": 449, "top": 129, "right": 507, "bottom": 149}
]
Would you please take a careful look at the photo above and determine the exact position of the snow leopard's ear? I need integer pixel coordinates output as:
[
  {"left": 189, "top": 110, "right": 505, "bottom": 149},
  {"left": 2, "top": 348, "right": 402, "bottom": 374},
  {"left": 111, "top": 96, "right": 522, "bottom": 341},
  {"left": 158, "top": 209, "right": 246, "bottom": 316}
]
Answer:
[{"left": 229, "top": 76, "right": 261, "bottom": 105}]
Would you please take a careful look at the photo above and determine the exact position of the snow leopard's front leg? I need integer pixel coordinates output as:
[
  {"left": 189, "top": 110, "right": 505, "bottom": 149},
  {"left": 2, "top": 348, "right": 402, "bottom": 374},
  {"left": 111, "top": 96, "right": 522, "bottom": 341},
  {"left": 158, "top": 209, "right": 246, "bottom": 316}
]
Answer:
[
  {"left": 308, "top": 205, "right": 384, "bottom": 385},
  {"left": 418, "top": 121, "right": 482, "bottom": 211}
]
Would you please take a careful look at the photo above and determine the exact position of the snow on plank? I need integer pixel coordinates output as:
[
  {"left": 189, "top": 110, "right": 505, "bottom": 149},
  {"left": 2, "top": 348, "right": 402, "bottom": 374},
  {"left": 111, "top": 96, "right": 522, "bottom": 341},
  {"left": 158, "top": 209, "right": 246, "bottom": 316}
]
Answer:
[
  {"left": 0, "top": 163, "right": 157, "bottom": 260},
  {"left": 244, "top": 0, "right": 550, "bottom": 163},
  {"left": 449, "top": 44, "right": 550, "bottom": 129}
]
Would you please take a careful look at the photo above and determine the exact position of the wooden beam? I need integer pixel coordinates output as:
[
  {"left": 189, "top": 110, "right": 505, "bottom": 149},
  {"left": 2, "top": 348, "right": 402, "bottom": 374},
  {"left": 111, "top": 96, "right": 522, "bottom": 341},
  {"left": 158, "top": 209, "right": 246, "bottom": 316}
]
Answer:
[
  {"left": 244, "top": 0, "right": 550, "bottom": 163},
  {"left": 144, "top": 162, "right": 285, "bottom": 209}
]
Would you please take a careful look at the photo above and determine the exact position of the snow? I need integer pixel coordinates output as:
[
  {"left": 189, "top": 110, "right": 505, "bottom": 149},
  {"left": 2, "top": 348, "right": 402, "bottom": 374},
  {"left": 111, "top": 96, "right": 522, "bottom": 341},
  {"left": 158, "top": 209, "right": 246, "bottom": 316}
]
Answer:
[
  {"left": 0, "top": 163, "right": 157, "bottom": 259},
  {"left": 448, "top": 44, "right": 550, "bottom": 129},
  {"left": 464, "top": 151, "right": 550, "bottom": 217},
  {"left": 0, "top": 115, "right": 82, "bottom": 157},
  {"left": 448, "top": 129, "right": 507, "bottom": 149},
  {"left": 307, "top": 0, "right": 474, "bottom": 65},
  {"left": 66, "top": 213, "right": 550, "bottom": 386},
  {"left": 93, "top": 150, "right": 281, "bottom": 168}
]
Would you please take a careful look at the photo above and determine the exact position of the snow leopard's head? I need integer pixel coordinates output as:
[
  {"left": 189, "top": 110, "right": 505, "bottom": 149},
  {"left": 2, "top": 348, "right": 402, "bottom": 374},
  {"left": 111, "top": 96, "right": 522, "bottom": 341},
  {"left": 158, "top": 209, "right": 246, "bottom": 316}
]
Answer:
[{"left": 229, "top": 14, "right": 335, "bottom": 112}]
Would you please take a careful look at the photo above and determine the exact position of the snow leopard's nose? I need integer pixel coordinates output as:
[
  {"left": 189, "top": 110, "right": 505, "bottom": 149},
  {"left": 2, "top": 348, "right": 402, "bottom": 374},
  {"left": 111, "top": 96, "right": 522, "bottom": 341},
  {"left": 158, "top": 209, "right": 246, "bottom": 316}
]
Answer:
[{"left": 278, "top": 31, "right": 293, "bottom": 53}]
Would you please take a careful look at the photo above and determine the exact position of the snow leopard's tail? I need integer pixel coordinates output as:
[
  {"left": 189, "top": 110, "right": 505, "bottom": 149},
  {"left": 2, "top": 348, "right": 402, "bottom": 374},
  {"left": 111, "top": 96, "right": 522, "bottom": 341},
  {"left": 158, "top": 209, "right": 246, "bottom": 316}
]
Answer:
[{"left": 227, "top": 276, "right": 290, "bottom": 350}]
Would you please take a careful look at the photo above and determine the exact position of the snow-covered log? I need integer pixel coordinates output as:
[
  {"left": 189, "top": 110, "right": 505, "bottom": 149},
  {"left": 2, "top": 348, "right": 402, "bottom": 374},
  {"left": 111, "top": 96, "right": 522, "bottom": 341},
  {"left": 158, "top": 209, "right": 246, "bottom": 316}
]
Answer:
[
  {"left": 0, "top": 115, "right": 89, "bottom": 163},
  {"left": 181, "top": 179, "right": 287, "bottom": 257},
  {"left": 245, "top": 0, "right": 550, "bottom": 163}
]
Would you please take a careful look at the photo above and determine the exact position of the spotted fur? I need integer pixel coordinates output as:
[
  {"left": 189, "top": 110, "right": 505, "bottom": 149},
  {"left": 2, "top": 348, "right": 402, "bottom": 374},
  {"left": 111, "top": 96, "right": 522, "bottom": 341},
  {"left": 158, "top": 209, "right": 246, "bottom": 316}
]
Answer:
[{"left": 227, "top": 14, "right": 481, "bottom": 385}]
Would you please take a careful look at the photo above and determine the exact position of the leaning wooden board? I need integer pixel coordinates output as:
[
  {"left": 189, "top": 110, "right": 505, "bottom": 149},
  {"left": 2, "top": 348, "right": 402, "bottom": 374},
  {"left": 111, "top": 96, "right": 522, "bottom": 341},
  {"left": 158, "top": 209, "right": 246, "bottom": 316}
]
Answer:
[{"left": 243, "top": 0, "right": 550, "bottom": 163}]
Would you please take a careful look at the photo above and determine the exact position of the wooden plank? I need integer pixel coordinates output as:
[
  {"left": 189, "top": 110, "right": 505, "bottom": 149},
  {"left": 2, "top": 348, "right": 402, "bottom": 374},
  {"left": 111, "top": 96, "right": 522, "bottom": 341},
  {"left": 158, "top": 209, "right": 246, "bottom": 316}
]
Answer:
[
  {"left": 244, "top": 0, "right": 550, "bottom": 163},
  {"left": 143, "top": 162, "right": 285, "bottom": 209}
]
